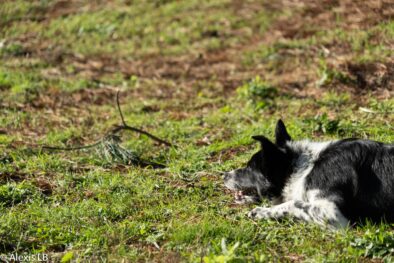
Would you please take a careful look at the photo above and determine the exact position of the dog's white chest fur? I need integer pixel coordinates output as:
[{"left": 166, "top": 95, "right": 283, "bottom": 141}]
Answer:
[
  {"left": 223, "top": 119, "right": 361, "bottom": 228},
  {"left": 282, "top": 140, "right": 333, "bottom": 202},
  {"left": 247, "top": 139, "right": 349, "bottom": 229}
]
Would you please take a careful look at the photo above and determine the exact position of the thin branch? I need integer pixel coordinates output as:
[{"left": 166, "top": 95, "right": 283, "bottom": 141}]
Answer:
[
  {"left": 114, "top": 90, "right": 174, "bottom": 147},
  {"left": 111, "top": 125, "right": 173, "bottom": 147},
  {"left": 116, "top": 90, "right": 126, "bottom": 126},
  {"left": 40, "top": 90, "right": 174, "bottom": 155},
  {"left": 42, "top": 140, "right": 102, "bottom": 151}
]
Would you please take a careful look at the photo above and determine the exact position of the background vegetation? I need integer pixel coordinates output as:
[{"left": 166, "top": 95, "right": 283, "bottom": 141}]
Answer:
[{"left": 0, "top": 0, "right": 393, "bottom": 262}]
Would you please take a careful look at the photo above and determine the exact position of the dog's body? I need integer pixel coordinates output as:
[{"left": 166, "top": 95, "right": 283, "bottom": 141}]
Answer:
[{"left": 224, "top": 120, "right": 394, "bottom": 228}]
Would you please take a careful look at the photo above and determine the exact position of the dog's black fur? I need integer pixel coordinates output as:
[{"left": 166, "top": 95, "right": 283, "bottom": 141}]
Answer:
[{"left": 224, "top": 120, "right": 394, "bottom": 228}]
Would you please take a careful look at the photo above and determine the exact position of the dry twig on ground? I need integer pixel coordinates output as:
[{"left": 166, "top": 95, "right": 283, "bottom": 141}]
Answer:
[{"left": 41, "top": 90, "right": 173, "bottom": 168}]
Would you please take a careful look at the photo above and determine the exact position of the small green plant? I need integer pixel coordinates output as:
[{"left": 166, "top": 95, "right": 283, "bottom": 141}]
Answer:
[
  {"left": 316, "top": 60, "right": 354, "bottom": 87},
  {"left": 0, "top": 42, "right": 26, "bottom": 57},
  {"left": 203, "top": 238, "right": 240, "bottom": 263},
  {"left": 60, "top": 252, "right": 74, "bottom": 263},
  {"left": 320, "top": 91, "right": 351, "bottom": 107},
  {"left": 304, "top": 113, "right": 341, "bottom": 135},
  {"left": 350, "top": 227, "right": 394, "bottom": 260},
  {"left": 0, "top": 182, "right": 38, "bottom": 207},
  {"left": 242, "top": 45, "right": 277, "bottom": 66},
  {"left": 368, "top": 99, "right": 394, "bottom": 114},
  {"left": 237, "top": 76, "right": 278, "bottom": 109},
  {"left": 0, "top": 73, "right": 12, "bottom": 94}
]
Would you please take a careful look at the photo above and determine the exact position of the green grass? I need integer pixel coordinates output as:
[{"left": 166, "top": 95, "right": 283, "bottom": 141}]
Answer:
[{"left": 0, "top": 0, "right": 393, "bottom": 262}]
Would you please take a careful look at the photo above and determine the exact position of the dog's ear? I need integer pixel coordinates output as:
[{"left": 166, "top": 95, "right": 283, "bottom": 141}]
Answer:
[
  {"left": 275, "top": 119, "right": 291, "bottom": 147},
  {"left": 251, "top": 135, "right": 268, "bottom": 143},
  {"left": 252, "top": 135, "right": 284, "bottom": 160}
]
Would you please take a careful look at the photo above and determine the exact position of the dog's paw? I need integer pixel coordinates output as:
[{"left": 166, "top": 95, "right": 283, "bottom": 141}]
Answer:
[
  {"left": 247, "top": 207, "right": 272, "bottom": 220},
  {"left": 234, "top": 191, "right": 258, "bottom": 204}
]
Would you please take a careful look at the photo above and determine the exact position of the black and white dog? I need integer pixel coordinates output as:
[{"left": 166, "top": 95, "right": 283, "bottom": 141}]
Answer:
[{"left": 224, "top": 120, "right": 394, "bottom": 228}]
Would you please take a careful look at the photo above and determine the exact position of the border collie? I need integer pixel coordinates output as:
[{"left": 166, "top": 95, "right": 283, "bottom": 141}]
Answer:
[{"left": 224, "top": 120, "right": 394, "bottom": 228}]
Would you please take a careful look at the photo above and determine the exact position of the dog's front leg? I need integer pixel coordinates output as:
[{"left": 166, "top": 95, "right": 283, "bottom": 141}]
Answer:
[{"left": 248, "top": 200, "right": 349, "bottom": 229}]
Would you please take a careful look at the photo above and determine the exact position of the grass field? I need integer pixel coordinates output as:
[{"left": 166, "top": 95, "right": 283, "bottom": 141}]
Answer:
[{"left": 0, "top": 0, "right": 393, "bottom": 262}]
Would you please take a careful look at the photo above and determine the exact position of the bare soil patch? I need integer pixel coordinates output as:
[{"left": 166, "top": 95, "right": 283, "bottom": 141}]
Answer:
[
  {"left": 347, "top": 62, "right": 394, "bottom": 90},
  {"left": 273, "top": 0, "right": 393, "bottom": 39}
]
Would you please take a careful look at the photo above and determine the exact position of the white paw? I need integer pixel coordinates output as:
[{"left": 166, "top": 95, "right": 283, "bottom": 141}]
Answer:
[
  {"left": 234, "top": 191, "right": 258, "bottom": 204},
  {"left": 247, "top": 207, "right": 272, "bottom": 220}
]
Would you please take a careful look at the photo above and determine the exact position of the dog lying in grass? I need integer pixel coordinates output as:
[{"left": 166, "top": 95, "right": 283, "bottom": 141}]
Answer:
[{"left": 224, "top": 120, "right": 394, "bottom": 228}]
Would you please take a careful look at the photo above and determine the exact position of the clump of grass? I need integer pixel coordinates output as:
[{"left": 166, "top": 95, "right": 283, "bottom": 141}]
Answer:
[
  {"left": 0, "top": 42, "right": 26, "bottom": 57},
  {"left": 349, "top": 224, "right": 394, "bottom": 260},
  {"left": 98, "top": 134, "right": 141, "bottom": 165},
  {"left": 319, "top": 91, "right": 351, "bottom": 107},
  {"left": 0, "top": 68, "right": 45, "bottom": 104},
  {"left": 0, "top": 181, "right": 38, "bottom": 207},
  {"left": 202, "top": 238, "right": 240, "bottom": 263},
  {"left": 237, "top": 76, "right": 278, "bottom": 110},
  {"left": 303, "top": 113, "right": 341, "bottom": 135},
  {"left": 316, "top": 60, "right": 354, "bottom": 87}
]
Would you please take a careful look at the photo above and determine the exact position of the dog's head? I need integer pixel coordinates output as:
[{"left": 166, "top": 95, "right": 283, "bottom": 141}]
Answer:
[{"left": 224, "top": 120, "right": 293, "bottom": 202}]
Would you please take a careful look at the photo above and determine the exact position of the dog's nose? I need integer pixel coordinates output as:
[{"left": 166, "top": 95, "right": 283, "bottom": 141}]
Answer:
[
  {"left": 223, "top": 172, "right": 229, "bottom": 180},
  {"left": 223, "top": 171, "right": 235, "bottom": 180},
  {"left": 219, "top": 171, "right": 228, "bottom": 180}
]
